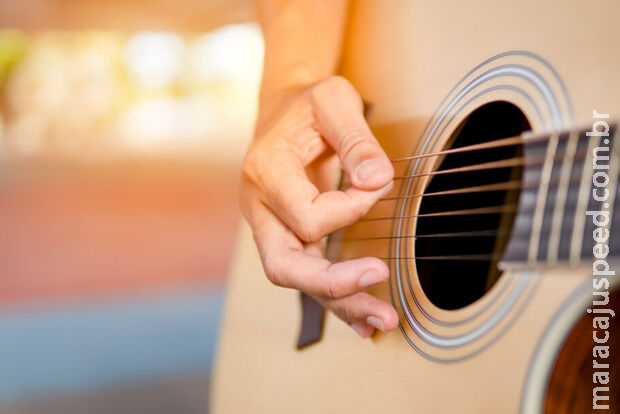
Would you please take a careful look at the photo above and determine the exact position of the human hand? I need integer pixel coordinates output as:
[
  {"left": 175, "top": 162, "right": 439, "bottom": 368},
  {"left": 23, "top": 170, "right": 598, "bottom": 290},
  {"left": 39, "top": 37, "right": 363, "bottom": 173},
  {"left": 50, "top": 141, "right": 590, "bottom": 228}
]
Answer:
[{"left": 240, "top": 76, "right": 399, "bottom": 338}]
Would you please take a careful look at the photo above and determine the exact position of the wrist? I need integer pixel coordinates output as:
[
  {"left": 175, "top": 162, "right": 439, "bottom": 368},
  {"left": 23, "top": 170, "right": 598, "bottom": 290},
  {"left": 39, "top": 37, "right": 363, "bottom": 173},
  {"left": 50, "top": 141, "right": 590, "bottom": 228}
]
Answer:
[
  {"left": 256, "top": 71, "right": 328, "bottom": 133},
  {"left": 259, "top": 60, "right": 328, "bottom": 106}
]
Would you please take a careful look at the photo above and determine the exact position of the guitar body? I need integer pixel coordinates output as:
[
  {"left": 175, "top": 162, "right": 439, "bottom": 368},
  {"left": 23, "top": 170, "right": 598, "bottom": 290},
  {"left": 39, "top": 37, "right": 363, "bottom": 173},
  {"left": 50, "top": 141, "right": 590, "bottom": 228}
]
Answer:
[{"left": 213, "top": 1, "right": 620, "bottom": 412}]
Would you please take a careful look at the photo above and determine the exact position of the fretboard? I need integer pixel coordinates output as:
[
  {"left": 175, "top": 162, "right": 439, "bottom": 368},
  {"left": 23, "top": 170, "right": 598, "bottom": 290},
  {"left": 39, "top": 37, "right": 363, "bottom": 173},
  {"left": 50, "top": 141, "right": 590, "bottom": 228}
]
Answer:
[{"left": 500, "top": 122, "right": 620, "bottom": 269}]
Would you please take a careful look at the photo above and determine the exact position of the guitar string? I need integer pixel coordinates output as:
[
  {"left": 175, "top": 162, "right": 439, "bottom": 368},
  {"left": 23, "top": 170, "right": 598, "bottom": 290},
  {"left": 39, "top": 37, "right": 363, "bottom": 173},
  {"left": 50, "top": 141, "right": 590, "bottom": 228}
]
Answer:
[
  {"left": 340, "top": 189, "right": 592, "bottom": 245},
  {"left": 386, "top": 128, "right": 601, "bottom": 164},
  {"left": 391, "top": 149, "right": 587, "bottom": 181},
  {"left": 335, "top": 134, "right": 593, "bottom": 201},
  {"left": 344, "top": 149, "right": 590, "bottom": 220},
  {"left": 334, "top": 129, "right": 614, "bottom": 260},
  {"left": 356, "top": 198, "right": 588, "bottom": 223},
  {"left": 341, "top": 227, "right": 575, "bottom": 243},
  {"left": 377, "top": 163, "right": 589, "bottom": 203},
  {"left": 389, "top": 134, "right": 524, "bottom": 163},
  {"left": 392, "top": 155, "right": 531, "bottom": 180},
  {"left": 330, "top": 129, "right": 616, "bottom": 261},
  {"left": 377, "top": 254, "right": 504, "bottom": 261},
  {"left": 359, "top": 185, "right": 594, "bottom": 222},
  {"left": 378, "top": 180, "right": 523, "bottom": 201},
  {"left": 357, "top": 205, "right": 519, "bottom": 222},
  {"left": 338, "top": 229, "right": 505, "bottom": 242},
  {"left": 341, "top": 155, "right": 586, "bottom": 240}
]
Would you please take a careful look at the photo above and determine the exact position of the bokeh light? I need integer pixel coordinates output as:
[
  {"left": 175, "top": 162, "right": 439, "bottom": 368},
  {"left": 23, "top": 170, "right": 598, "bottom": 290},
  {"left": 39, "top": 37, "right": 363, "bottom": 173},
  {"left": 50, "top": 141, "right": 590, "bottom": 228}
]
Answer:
[{"left": 0, "top": 24, "right": 263, "bottom": 161}]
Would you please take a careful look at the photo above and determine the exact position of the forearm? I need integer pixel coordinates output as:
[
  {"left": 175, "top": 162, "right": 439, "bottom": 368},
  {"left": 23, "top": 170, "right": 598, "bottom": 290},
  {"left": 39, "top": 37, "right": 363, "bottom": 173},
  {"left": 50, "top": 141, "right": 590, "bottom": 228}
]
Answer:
[{"left": 256, "top": 0, "right": 349, "bottom": 108}]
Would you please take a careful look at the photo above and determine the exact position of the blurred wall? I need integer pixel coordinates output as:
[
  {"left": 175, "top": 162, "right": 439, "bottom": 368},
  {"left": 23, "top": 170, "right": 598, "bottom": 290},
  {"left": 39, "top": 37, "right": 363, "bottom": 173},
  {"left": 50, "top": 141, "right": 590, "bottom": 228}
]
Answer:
[
  {"left": 0, "top": 25, "right": 263, "bottom": 304},
  {"left": 0, "top": 2, "right": 262, "bottom": 412},
  {"left": 0, "top": 0, "right": 255, "bottom": 31}
]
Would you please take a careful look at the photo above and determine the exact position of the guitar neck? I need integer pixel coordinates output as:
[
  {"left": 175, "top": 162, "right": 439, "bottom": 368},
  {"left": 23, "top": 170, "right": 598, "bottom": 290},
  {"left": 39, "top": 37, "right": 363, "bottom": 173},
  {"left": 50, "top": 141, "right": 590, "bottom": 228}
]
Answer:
[{"left": 501, "top": 122, "right": 620, "bottom": 269}]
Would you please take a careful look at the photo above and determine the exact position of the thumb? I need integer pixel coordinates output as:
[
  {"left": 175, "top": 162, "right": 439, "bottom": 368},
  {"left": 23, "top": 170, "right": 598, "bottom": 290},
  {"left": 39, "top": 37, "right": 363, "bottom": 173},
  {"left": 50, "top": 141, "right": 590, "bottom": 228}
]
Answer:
[{"left": 311, "top": 77, "right": 394, "bottom": 190}]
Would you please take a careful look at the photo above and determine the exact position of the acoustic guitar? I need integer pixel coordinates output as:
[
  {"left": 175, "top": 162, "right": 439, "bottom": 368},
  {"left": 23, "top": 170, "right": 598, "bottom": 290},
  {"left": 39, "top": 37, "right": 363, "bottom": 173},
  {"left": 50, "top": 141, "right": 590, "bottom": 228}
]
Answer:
[{"left": 213, "top": 1, "right": 619, "bottom": 412}]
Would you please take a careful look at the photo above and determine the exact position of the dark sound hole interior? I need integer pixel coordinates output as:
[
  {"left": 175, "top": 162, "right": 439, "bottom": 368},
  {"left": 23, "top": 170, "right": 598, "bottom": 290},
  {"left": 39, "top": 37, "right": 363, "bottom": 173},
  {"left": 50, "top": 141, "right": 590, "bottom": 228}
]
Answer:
[{"left": 415, "top": 101, "right": 530, "bottom": 310}]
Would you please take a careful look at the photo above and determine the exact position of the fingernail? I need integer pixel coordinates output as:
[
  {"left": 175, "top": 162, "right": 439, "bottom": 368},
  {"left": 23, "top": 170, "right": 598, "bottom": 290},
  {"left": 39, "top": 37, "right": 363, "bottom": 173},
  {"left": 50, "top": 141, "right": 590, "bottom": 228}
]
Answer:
[
  {"left": 351, "top": 322, "right": 368, "bottom": 338},
  {"left": 359, "top": 269, "right": 386, "bottom": 288},
  {"left": 356, "top": 158, "right": 390, "bottom": 185},
  {"left": 366, "top": 316, "right": 384, "bottom": 331}
]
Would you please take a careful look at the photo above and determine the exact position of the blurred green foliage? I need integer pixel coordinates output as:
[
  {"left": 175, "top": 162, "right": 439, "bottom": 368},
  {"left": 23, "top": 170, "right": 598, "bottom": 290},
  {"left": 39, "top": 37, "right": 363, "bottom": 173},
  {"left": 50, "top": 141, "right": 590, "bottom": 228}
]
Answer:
[{"left": 0, "top": 30, "right": 28, "bottom": 84}]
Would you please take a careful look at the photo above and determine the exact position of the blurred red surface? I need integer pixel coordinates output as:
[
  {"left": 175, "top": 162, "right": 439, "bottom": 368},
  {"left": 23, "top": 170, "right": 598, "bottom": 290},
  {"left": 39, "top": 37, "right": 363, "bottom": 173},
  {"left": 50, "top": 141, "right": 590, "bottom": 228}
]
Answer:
[{"left": 0, "top": 160, "right": 240, "bottom": 306}]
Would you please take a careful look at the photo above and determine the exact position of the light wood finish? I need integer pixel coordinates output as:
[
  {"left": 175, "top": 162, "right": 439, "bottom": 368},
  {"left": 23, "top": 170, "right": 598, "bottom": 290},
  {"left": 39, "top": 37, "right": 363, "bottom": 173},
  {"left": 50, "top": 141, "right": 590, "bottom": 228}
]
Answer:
[{"left": 213, "top": 1, "right": 620, "bottom": 412}]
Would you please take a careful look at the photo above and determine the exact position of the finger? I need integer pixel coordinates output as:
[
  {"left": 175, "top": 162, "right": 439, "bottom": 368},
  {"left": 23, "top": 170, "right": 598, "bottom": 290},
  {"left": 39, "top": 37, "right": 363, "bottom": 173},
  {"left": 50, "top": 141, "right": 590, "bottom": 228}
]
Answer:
[
  {"left": 303, "top": 241, "right": 323, "bottom": 258},
  {"left": 305, "top": 151, "right": 339, "bottom": 192},
  {"left": 311, "top": 76, "right": 394, "bottom": 190},
  {"left": 350, "top": 322, "right": 376, "bottom": 339},
  {"left": 247, "top": 198, "right": 390, "bottom": 298},
  {"left": 256, "top": 152, "right": 392, "bottom": 242},
  {"left": 322, "top": 291, "right": 399, "bottom": 333}
]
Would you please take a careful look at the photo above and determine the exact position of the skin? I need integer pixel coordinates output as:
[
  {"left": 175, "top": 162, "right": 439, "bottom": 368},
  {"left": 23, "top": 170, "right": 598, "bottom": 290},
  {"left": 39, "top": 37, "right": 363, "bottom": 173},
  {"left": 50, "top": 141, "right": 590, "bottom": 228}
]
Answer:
[{"left": 240, "top": 0, "right": 399, "bottom": 338}]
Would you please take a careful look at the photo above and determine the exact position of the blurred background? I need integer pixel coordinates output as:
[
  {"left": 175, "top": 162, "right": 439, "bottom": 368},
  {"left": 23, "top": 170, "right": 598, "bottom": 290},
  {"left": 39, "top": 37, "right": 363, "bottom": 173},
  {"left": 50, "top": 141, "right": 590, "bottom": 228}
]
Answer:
[{"left": 0, "top": 1, "right": 259, "bottom": 412}]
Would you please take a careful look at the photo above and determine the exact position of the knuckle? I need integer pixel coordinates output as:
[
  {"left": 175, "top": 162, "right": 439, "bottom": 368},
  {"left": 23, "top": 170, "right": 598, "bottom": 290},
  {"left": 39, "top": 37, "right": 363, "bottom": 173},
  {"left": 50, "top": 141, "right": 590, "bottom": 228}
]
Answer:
[
  {"left": 343, "top": 193, "right": 373, "bottom": 221},
  {"left": 242, "top": 140, "right": 275, "bottom": 182},
  {"left": 241, "top": 151, "right": 275, "bottom": 197},
  {"left": 323, "top": 75, "right": 354, "bottom": 93},
  {"left": 241, "top": 151, "right": 261, "bottom": 184},
  {"left": 297, "top": 227, "right": 320, "bottom": 244},
  {"left": 324, "top": 281, "right": 337, "bottom": 299},
  {"left": 311, "top": 75, "right": 359, "bottom": 105},
  {"left": 262, "top": 256, "right": 286, "bottom": 288},
  {"left": 321, "top": 264, "right": 347, "bottom": 299},
  {"left": 338, "top": 131, "right": 373, "bottom": 161},
  {"left": 290, "top": 212, "right": 321, "bottom": 243},
  {"left": 323, "top": 299, "right": 349, "bottom": 321},
  {"left": 340, "top": 303, "right": 356, "bottom": 322},
  {"left": 321, "top": 75, "right": 349, "bottom": 90},
  {"left": 325, "top": 297, "right": 348, "bottom": 318},
  {"left": 325, "top": 280, "right": 349, "bottom": 299},
  {"left": 352, "top": 201, "right": 370, "bottom": 221}
]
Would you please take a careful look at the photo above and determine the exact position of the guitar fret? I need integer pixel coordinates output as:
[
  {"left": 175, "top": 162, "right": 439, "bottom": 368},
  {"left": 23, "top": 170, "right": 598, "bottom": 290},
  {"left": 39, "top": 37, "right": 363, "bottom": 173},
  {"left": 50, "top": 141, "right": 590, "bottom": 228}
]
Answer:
[
  {"left": 547, "top": 132, "right": 579, "bottom": 263},
  {"left": 570, "top": 132, "right": 599, "bottom": 264},
  {"left": 537, "top": 135, "right": 567, "bottom": 261},
  {"left": 528, "top": 133, "right": 558, "bottom": 264},
  {"left": 557, "top": 135, "right": 590, "bottom": 260}
]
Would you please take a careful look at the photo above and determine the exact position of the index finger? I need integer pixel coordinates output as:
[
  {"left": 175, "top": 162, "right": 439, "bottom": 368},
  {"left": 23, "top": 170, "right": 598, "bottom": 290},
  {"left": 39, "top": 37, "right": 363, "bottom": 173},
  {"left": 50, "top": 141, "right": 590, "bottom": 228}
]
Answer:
[
  {"left": 257, "top": 152, "right": 393, "bottom": 242},
  {"left": 246, "top": 196, "right": 390, "bottom": 299}
]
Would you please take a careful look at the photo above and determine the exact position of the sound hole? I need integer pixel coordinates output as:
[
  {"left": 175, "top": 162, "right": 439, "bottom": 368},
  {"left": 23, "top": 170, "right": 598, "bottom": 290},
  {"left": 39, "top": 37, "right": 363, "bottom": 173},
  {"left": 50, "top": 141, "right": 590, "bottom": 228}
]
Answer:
[{"left": 415, "top": 101, "right": 530, "bottom": 310}]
